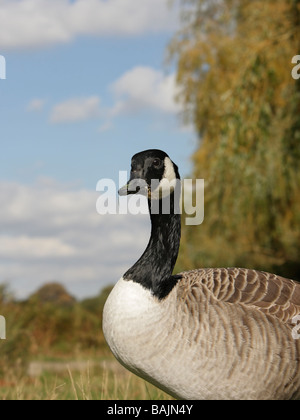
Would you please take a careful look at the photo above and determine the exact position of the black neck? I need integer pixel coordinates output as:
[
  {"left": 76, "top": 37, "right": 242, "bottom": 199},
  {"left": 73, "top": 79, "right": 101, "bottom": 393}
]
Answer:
[{"left": 123, "top": 191, "right": 181, "bottom": 299}]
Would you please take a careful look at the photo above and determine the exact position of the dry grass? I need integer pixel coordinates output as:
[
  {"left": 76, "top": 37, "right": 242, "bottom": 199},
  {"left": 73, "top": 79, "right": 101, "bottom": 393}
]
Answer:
[{"left": 0, "top": 356, "right": 172, "bottom": 400}]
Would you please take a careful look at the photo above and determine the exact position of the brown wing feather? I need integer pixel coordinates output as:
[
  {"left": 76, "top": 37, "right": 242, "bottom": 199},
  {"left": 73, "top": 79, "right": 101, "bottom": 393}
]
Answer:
[{"left": 178, "top": 268, "right": 300, "bottom": 325}]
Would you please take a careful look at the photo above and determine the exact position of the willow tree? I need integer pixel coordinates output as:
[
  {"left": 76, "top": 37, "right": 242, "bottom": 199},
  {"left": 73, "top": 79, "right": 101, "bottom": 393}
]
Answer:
[{"left": 170, "top": 0, "right": 300, "bottom": 278}]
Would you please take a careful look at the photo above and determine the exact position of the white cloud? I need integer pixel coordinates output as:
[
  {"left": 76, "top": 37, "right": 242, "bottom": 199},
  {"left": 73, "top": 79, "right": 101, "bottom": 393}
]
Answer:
[
  {"left": 0, "top": 235, "right": 76, "bottom": 259},
  {"left": 0, "top": 179, "right": 149, "bottom": 299},
  {"left": 111, "top": 66, "right": 181, "bottom": 116},
  {"left": 98, "top": 120, "right": 113, "bottom": 133},
  {"left": 0, "top": 0, "right": 179, "bottom": 49},
  {"left": 49, "top": 96, "right": 102, "bottom": 123},
  {"left": 27, "top": 98, "right": 46, "bottom": 112},
  {"left": 48, "top": 67, "right": 181, "bottom": 127}
]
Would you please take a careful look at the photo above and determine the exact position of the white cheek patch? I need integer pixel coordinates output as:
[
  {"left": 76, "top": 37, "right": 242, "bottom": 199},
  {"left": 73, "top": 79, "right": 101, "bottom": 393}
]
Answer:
[
  {"left": 164, "top": 157, "right": 177, "bottom": 183},
  {"left": 150, "top": 157, "right": 178, "bottom": 200}
]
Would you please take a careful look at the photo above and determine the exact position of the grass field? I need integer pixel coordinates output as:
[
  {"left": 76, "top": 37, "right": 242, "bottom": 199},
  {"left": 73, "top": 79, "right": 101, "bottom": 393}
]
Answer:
[
  {"left": 0, "top": 355, "right": 172, "bottom": 400},
  {"left": 0, "top": 283, "right": 172, "bottom": 400}
]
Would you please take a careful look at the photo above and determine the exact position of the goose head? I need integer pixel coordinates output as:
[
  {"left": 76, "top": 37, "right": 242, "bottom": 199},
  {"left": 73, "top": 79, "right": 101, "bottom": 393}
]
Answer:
[{"left": 118, "top": 149, "right": 181, "bottom": 201}]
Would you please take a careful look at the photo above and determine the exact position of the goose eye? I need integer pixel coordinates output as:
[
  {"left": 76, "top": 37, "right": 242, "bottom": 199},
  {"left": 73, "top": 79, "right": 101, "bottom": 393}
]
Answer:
[{"left": 153, "top": 158, "right": 161, "bottom": 167}]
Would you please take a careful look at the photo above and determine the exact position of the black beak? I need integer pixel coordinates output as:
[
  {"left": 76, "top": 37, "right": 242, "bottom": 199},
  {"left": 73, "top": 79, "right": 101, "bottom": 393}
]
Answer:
[{"left": 118, "top": 175, "right": 148, "bottom": 196}]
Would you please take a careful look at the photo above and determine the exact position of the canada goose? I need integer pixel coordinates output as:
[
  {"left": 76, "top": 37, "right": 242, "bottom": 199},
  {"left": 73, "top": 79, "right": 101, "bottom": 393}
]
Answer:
[{"left": 102, "top": 149, "right": 300, "bottom": 400}]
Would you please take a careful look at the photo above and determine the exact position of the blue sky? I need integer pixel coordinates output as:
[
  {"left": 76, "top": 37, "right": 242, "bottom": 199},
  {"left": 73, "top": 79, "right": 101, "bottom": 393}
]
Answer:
[
  {"left": 1, "top": 35, "right": 195, "bottom": 187},
  {"left": 0, "top": 0, "right": 197, "bottom": 299}
]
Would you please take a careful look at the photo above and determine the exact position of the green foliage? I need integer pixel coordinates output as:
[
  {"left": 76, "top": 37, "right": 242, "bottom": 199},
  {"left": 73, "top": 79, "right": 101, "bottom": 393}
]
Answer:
[
  {"left": 81, "top": 286, "right": 113, "bottom": 315},
  {"left": 30, "top": 282, "right": 76, "bottom": 306},
  {"left": 0, "top": 283, "right": 112, "bottom": 377},
  {"left": 171, "top": 0, "right": 300, "bottom": 278},
  {"left": 0, "top": 283, "right": 171, "bottom": 400}
]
